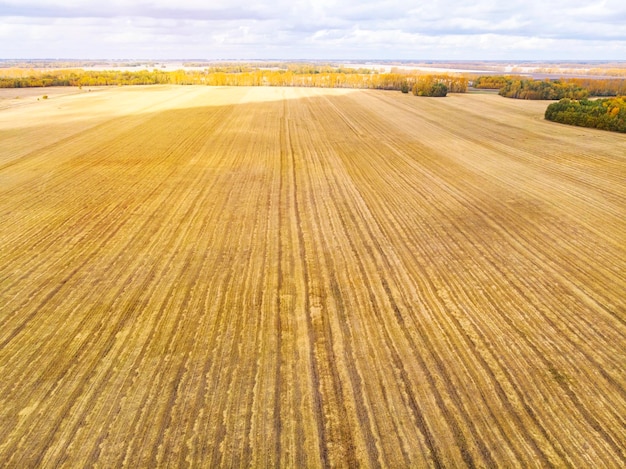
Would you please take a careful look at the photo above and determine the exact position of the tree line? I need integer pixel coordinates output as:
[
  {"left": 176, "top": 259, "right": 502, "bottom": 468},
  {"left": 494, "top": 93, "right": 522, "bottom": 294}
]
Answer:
[
  {"left": 473, "top": 75, "right": 626, "bottom": 99},
  {"left": 565, "top": 77, "right": 626, "bottom": 97},
  {"left": 498, "top": 80, "right": 588, "bottom": 100},
  {"left": 545, "top": 97, "right": 626, "bottom": 133},
  {"left": 0, "top": 69, "right": 171, "bottom": 88},
  {"left": 407, "top": 76, "right": 449, "bottom": 96},
  {"left": 0, "top": 67, "right": 468, "bottom": 94},
  {"left": 472, "top": 75, "right": 514, "bottom": 90}
]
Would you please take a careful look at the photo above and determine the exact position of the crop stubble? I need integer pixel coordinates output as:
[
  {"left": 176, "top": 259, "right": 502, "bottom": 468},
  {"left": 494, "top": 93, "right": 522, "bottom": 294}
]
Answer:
[{"left": 0, "top": 86, "right": 624, "bottom": 467}]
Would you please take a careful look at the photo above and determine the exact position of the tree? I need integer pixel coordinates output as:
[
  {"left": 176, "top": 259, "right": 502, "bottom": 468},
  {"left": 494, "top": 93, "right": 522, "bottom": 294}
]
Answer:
[
  {"left": 412, "top": 77, "right": 448, "bottom": 97},
  {"left": 430, "top": 82, "right": 448, "bottom": 97},
  {"left": 545, "top": 97, "right": 626, "bottom": 133}
]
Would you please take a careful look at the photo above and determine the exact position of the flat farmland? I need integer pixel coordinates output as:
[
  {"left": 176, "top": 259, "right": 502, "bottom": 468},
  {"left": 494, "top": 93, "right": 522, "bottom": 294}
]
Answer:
[{"left": 0, "top": 85, "right": 625, "bottom": 467}]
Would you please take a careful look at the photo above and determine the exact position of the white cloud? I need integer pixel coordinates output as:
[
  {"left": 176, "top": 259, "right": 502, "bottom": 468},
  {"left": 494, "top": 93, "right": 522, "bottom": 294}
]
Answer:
[{"left": 1, "top": 0, "right": 625, "bottom": 59}]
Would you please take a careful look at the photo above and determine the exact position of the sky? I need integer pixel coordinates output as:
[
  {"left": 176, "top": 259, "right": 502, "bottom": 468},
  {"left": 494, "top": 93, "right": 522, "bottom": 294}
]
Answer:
[{"left": 1, "top": 0, "right": 625, "bottom": 60}]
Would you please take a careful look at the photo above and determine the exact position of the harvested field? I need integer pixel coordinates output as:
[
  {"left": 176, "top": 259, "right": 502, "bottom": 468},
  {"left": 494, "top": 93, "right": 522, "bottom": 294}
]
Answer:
[{"left": 0, "top": 85, "right": 625, "bottom": 467}]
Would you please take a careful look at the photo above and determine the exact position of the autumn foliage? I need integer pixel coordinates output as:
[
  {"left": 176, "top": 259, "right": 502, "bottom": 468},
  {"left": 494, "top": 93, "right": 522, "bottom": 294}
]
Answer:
[
  {"left": 545, "top": 97, "right": 626, "bottom": 133},
  {"left": 499, "top": 79, "right": 588, "bottom": 100},
  {"left": 411, "top": 77, "right": 448, "bottom": 97},
  {"left": 474, "top": 75, "right": 626, "bottom": 99},
  {"left": 0, "top": 69, "right": 170, "bottom": 87},
  {"left": 473, "top": 75, "right": 515, "bottom": 89},
  {"left": 566, "top": 77, "right": 626, "bottom": 96},
  {"left": 0, "top": 67, "right": 468, "bottom": 93}
]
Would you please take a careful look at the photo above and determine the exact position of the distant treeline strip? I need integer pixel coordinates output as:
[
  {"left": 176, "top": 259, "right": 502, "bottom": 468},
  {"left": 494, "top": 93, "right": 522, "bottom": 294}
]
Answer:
[
  {"left": 545, "top": 97, "right": 626, "bottom": 133},
  {"left": 474, "top": 75, "right": 626, "bottom": 99},
  {"left": 499, "top": 80, "right": 588, "bottom": 100},
  {"left": 0, "top": 68, "right": 468, "bottom": 92}
]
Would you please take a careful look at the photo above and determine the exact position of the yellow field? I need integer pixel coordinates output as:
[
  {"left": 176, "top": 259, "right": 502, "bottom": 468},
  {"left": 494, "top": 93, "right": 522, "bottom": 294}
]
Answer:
[{"left": 0, "top": 85, "right": 625, "bottom": 467}]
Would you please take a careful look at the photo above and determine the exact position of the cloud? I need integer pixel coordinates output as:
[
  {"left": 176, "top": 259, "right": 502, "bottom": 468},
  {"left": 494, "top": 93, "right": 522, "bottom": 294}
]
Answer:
[{"left": 1, "top": 0, "right": 625, "bottom": 59}]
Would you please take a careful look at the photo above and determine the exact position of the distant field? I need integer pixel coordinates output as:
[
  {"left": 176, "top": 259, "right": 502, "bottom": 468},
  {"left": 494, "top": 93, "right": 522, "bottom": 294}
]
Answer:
[
  {"left": 0, "top": 86, "right": 94, "bottom": 110},
  {"left": 0, "top": 85, "right": 624, "bottom": 467}
]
